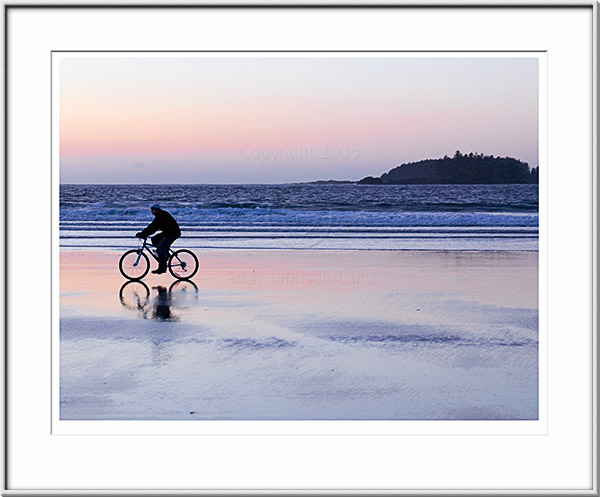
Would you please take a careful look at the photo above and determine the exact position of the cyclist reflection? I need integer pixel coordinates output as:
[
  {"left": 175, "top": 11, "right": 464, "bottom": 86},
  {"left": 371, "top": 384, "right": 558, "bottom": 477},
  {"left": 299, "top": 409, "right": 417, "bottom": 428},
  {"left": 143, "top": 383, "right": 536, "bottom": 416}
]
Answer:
[
  {"left": 152, "top": 286, "right": 174, "bottom": 321},
  {"left": 119, "top": 280, "right": 198, "bottom": 322}
]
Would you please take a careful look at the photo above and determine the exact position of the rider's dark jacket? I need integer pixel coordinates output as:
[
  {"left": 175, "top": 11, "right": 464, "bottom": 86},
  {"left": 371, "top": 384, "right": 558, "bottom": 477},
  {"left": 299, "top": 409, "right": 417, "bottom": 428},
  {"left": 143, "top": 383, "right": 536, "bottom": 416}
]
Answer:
[{"left": 139, "top": 209, "right": 181, "bottom": 238}]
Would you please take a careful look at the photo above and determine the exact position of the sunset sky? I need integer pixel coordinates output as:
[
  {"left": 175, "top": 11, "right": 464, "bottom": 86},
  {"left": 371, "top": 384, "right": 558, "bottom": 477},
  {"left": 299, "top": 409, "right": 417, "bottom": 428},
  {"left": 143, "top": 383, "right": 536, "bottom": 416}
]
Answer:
[{"left": 59, "top": 56, "right": 539, "bottom": 184}]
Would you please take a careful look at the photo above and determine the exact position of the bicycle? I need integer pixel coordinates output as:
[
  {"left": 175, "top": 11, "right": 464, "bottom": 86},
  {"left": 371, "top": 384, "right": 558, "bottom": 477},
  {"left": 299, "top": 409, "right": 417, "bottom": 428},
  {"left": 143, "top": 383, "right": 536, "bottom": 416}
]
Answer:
[{"left": 119, "top": 237, "right": 199, "bottom": 281}]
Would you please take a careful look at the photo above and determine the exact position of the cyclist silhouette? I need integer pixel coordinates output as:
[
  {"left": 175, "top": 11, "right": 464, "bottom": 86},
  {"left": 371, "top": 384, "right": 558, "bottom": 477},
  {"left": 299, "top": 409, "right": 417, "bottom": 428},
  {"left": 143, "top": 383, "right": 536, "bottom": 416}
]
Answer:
[{"left": 136, "top": 204, "right": 181, "bottom": 274}]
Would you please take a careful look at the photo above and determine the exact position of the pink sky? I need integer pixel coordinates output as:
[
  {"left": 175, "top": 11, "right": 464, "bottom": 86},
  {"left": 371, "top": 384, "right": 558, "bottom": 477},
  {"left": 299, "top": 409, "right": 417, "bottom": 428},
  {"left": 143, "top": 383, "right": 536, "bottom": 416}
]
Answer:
[{"left": 60, "top": 56, "right": 539, "bottom": 184}]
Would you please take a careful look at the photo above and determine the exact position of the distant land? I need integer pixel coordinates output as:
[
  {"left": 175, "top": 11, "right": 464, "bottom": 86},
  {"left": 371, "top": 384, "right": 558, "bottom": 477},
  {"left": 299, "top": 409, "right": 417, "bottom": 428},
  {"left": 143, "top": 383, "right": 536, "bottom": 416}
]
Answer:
[
  {"left": 303, "top": 152, "right": 539, "bottom": 185},
  {"left": 305, "top": 179, "right": 355, "bottom": 185}
]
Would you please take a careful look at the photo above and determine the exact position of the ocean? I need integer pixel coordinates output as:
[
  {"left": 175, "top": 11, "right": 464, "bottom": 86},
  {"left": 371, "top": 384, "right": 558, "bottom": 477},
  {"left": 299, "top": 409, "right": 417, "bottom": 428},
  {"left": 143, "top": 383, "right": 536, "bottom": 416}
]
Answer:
[{"left": 59, "top": 184, "right": 539, "bottom": 251}]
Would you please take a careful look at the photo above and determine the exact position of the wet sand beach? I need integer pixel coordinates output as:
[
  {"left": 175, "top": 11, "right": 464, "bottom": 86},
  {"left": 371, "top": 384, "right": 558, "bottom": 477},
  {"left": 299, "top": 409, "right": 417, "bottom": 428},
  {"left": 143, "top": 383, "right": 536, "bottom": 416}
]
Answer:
[{"left": 60, "top": 249, "right": 538, "bottom": 420}]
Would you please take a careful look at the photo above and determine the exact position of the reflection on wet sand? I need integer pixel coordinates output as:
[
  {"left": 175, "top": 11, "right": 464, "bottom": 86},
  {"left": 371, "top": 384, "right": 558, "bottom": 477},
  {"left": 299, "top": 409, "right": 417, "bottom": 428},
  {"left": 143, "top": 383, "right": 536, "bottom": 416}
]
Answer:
[
  {"left": 119, "top": 280, "right": 198, "bottom": 322},
  {"left": 61, "top": 250, "right": 539, "bottom": 420}
]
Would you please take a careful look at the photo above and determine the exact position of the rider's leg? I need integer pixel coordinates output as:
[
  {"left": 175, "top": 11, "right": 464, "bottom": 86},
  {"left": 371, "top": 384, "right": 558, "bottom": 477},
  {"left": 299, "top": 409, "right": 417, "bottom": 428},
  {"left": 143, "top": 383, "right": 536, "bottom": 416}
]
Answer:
[
  {"left": 150, "top": 233, "right": 166, "bottom": 274},
  {"left": 153, "top": 236, "right": 178, "bottom": 273},
  {"left": 151, "top": 233, "right": 164, "bottom": 248}
]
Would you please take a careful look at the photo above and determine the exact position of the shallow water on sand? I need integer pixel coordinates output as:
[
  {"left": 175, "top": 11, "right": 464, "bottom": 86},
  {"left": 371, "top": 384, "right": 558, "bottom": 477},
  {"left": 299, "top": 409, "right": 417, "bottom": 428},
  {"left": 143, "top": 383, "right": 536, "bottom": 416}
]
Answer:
[{"left": 60, "top": 249, "right": 538, "bottom": 420}]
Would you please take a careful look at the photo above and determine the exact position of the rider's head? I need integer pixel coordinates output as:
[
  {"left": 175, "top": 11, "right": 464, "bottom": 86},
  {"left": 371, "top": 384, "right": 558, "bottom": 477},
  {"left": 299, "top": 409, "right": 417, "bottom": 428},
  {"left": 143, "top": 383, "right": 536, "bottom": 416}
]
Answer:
[{"left": 150, "top": 203, "right": 160, "bottom": 215}]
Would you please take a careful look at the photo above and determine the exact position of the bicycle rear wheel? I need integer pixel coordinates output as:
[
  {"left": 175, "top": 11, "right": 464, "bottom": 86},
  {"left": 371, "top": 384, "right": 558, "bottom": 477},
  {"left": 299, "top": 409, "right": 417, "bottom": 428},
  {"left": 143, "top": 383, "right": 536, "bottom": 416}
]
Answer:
[
  {"left": 119, "top": 249, "right": 150, "bottom": 280},
  {"left": 168, "top": 249, "right": 199, "bottom": 280}
]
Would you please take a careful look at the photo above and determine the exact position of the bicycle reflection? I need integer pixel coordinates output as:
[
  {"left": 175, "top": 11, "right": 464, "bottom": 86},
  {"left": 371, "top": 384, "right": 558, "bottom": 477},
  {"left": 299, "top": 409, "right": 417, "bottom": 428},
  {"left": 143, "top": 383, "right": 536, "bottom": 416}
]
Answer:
[{"left": 119, "top": 280, "right": 199, "bottom": 322}]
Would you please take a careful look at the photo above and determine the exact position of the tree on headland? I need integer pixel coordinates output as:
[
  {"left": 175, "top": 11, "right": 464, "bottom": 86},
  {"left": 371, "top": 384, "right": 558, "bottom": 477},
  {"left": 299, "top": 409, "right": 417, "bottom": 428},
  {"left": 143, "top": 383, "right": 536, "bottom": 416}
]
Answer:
[
  {"left": 529, "top": 166, "right": 539, "bottom": 183},
  {"left": 357, "top": 152, "right": 539, "bottom": 185}
]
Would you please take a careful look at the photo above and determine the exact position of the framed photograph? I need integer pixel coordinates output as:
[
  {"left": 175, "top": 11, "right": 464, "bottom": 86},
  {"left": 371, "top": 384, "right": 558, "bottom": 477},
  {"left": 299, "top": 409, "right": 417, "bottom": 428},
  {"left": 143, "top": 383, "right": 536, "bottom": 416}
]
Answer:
[{"left": 4, "top": 3, "right": 597, "bottom": 495}]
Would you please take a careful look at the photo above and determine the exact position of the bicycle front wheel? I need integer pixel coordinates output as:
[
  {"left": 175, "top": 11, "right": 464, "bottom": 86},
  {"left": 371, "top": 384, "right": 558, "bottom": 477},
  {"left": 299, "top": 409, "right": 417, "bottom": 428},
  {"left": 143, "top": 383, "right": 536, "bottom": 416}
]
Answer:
[
  {"left": 168, "top": 249, "right": 199, "bottom": 280},
  {"left": 119, "top": 249, "right": 150, "bottom": 280}
]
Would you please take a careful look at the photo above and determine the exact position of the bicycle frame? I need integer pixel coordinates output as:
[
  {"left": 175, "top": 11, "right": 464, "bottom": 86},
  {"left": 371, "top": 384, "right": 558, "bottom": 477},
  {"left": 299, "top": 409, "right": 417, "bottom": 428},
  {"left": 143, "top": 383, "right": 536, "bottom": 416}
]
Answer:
[{"left": 134, "top": 237, "right": 187, "bottom": 271}]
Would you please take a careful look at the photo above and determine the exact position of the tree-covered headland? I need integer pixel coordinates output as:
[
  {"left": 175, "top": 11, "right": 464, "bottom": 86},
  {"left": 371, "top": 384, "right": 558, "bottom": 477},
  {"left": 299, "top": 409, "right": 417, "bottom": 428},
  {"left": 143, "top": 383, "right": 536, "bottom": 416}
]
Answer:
[{"left": 358, "top": 151, "right": 539, "bottom": 185}]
